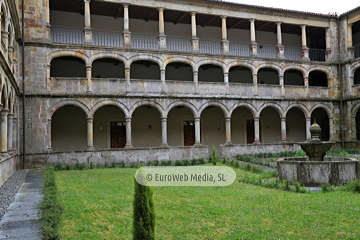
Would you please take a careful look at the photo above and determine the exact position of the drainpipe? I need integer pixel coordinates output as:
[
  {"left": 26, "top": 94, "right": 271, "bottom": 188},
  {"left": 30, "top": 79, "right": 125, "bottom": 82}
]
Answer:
[
  {"left": 337, "top": 17, "right": 345, "bottom": 149},
  {"left": 22, "top": 0, "right": 26, "bottom": 169}
]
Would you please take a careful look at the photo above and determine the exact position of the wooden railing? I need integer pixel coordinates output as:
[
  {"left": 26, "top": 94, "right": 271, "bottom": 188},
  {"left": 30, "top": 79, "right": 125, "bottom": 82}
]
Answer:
[
  {"left": 132, "top": 33, "right": 158, "bottom": 50},
  {"left": 229, "top": 42, "right": 250, "bottom": 57},
  {"left": 51, "top": 26, "right": 84, "bottom": 44},
  {"left": 199, "top": 39, "right": 222, "bottom": 55},
  {"left": 167, "top": 36, "right": 191, "bottom": 52},
  {"left": 93, "top": 29, "right": 123, "bottom": 47}
]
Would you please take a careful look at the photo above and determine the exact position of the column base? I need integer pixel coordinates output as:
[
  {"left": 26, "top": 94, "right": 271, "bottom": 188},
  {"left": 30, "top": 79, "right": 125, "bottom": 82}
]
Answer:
[
  {"left": 276, "top": 45, "right": 285, "bottom": 59},
  {"left": 124, "top": 145, "right": 133, "bottom": 149},
  {"left": 250, "top": 42, "right": 258, "bottom": 57},
  {"left": 301, "top": 47, "right": 310, "bottom": 61},
  {"left": 158, "top": 34, "right": 167, "bottom": 50},
  {"left": 223, "top": 141, "right": 232, "bottom": 146},
  {"left": 347, "top": 47, "right": 355, "bottom": 59},
  {"left": 191, "top": 37, "right": 199, "bottom": 53},
  {"left": 122, "top": 31, "right": 132, "bottom": 48},
  {"left": 253, "top": 141, "right": 261, "bottom": 145},
  {"left": 221, "top": 40, "right": 229, "bottom": 55},
  {"left": 86, "top": 146, "right": 95, "bottom": 151},
  {"left": 160, "top": 144, "right": 169, "bottom": 148}
]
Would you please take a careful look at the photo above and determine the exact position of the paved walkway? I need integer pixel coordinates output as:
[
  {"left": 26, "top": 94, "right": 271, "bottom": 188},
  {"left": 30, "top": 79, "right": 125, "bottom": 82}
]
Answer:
[{"left": 0, "top": 169, "right": 44, "bottom": 239}]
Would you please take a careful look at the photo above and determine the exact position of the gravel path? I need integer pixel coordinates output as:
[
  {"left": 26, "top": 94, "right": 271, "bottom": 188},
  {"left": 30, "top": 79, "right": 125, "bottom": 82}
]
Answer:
[{"left": 0, "top": 170, "right": 28, "bottom": 220}]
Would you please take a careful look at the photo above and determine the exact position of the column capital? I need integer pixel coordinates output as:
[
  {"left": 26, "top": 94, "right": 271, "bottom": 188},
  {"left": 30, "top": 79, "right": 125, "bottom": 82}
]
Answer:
[
  {"left": 158, "top": 7, "right": 164, "bottom": 12},
  {"left": 249, "top": 18, "right": 256, "bottom": 22},
  {"left": 47, "top": 118, "right": 52, "bottom": 122},
  {"left": 221, "top": 15, "right": 227, "bottom": 19},
  {"left": 86, "top": 65, "right": 92, "bottom": 70},
  {"left": 7, "top": 113, "right": 14, "bottom": 118},
  {"left": 280, "top": 117, "right": 286, "bottom": 120},
  {"left": 305, "top": 117, "right": 311, "bottom": 120},
  {"left": 301, "top": 24, "right": 307, "bottom": 29},
  {"left": 225, "top": 117, "right": 231, "bottom": 121},
  {"left": 84, "top": 0, "right": 91, "bottom": 2},
  {"left": 254, "top": 117, "right": 260, "bottom": 120},
  {"left": 161, "top": 117, "right": 168, "bottom": 121},
  {"left": 123, "top": 3, "right": 130, "bottom": 7},
  {"left": 125, "top": 117, "right": 132, "bottom": 121},
  {"left": 276, "top": 21, "right": 282, "bottom": 25},
  {"left": 348, "top": 23, "right": 354, "bottom": 27},
  {"left": 86, "top": 117, "right": 94, "bottom": 122},
  {"left": 0, "top": 109, "right": 9, "bottom": 116},
  {"left": 194, "top": 117, "right": 200, "bottom": 121},
  {"left": 190, "top": 11, "right": 197, "bottom": 16}
]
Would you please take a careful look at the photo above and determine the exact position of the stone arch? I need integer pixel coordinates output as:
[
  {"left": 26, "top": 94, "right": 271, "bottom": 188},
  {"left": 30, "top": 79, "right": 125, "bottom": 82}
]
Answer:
[
  {"left": 229, "top": 102, "right": 257, "bottom": 118},
  {"left": 163, "top": 57, "right": 196, "bottom": 71},
  {"left": 165, "top": 101, "right": 198, "bottom": 118},
  {"left": 349, "top": 62, "right": 360, "bottom": 77},
  {"left": 1, "top": 80, "right": 9, "bottom": 109},
  {"left": 256, "top": 63, "right": 282, "bottom": 76},
  {"left": 195, "top": 59, "right": 226, "bottom": 72},
  {"left": 89, "top": 99, "right": 129, "bottom": 118},
  {"left": 198, "top": 101, "right": 230, "bottom": 118},
  {"left": 257, "top": 102, "right": 285, "bottom": 118},
  {"left": 351, "top": 102, "right": 360, "bottom": 117},
  {"left": 8, "top": 86, "right": 15, "bottom": 114},
  {"left": 225, "top": 61, "right": 256, "bottom": 75},
  {"left": 284, "top": 104, "right": 310, "bottom": 118},
  {"left": 309, "top": 104, "right": 333, "bottom": 118},
  {"left": 88, "top": 52, "right": 127, "bottom": 67},
  {"left": 307, "top": 67, "right": 332, "bottom": 79},
  {"left": 48, "top": 100, "right": 90, "bottom": 119},
  {"left": 129, "top": 100, "right": 165, "bottom": 118},
  {"left": 48, "top": 50, "right": 89, "bottom": 65},
  {"left": 128, "top": 54, "right": 163, "bottom": 70},
  {"left": 283, "top": 65, "right": 306, "bottom": 78}
]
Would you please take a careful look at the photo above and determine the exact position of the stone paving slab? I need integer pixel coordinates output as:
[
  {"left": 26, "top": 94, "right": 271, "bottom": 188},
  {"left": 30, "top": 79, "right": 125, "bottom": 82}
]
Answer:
[{"left": 0, "top": 169, "right": 44, "bottom": 239}]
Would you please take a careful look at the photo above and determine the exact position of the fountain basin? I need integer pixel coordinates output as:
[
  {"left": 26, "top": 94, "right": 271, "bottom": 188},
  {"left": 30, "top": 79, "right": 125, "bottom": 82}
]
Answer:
[{"left": 277, "top": 157, "right": 360, "bottom": 186}]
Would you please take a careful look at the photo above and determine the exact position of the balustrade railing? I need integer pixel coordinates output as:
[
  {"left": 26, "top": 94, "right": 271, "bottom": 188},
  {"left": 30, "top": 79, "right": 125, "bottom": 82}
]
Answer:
[
  {"left": 258, "top": 44, "right": 277, "bottom": 58},
  {"left": 199, "top": 39, "right": 222, "bottom": 55},
  {"left": 229, "top": 42, "right": 250, "bottom": 57},
  {"left": 167, "top": 36, "right": 191, "bottom": 52},
  {"left": 354, "top": 44, "right": 360, "bottom": 59},
  {"left": 51, "top": 26, "right": 84, "bottom": 44},
  {"left": 93, "top": 29, "right": 123, "bottom": 48},
  {"left": 309, "top": 48, "right": 326, "bottom": 62},
  {"left": 285, "top": 46, "right": 302, "bottom": 61},
  {"left": 132, "top": 33, "right": 158, "bottom": 50}
]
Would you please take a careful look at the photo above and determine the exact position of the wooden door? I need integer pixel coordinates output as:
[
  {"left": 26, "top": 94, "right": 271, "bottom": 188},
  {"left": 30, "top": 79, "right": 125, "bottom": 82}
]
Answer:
[
  {"left": 110, "top": 121, "right": 126, "bottom": 148},
  {"left": 184, "top": 121, "right": 195, "bottom": 146},
  {"left": 246, "top": 119, "right": 255, "bottom": 144}
]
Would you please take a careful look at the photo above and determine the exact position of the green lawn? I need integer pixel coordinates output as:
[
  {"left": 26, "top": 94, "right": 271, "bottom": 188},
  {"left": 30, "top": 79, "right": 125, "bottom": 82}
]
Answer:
[{"left": 56, "top": 167, "right": 360, "bottom": 239}]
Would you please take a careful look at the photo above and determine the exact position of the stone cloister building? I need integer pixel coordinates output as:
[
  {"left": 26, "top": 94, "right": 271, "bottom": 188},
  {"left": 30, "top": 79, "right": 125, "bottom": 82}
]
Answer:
[{"left": 1, "top": 0, "right": 360, "bottom": 184}]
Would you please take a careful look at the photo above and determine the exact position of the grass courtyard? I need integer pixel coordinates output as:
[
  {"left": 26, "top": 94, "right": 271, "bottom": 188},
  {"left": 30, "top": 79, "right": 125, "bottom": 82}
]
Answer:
[{"left": 55, "top": 166, "right": 360, "bottom": 239}]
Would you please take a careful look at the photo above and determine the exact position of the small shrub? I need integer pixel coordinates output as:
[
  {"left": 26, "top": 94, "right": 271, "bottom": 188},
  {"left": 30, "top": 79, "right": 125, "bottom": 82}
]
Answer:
[
  {"left": 89, "top": 162, "right": 94, "bottom": 169},
  {"left": 182, "top": 159, "right": 190, "bottom": 166},
  {"left": 160, "top": 161, "right": 167, "bottom": 166},
  {"left": 211, "top": 146, "right": 217, "bottom": 166},
  {"left": 251, "top": 165, "right": 264, "bottom": 174},
  {"left": 111, "top": 162, "right": 116, "bottom": 168},
  {"left": 65, "top": 164, "right": 73, "bottom": 170},
  {"left": 152, "top": 160, "right": 159, "bottom": 166},
  {"left": 198, "top": 158, "right": 205, "bottom": 165},
  {"left": 104, "top": 162, "right": 109, "bottom": 168},
  {"left": 174, "top": 160, "right": 183, "bottom": 166},
  {"left": 321, "top": 183, "right": 335, "bottom": 193},
  {"left": 344, "top": 179, "right": 360, "bottom": 193},
  {"left": 166, "top": 160, "right": 172, "bottom": 166},
  {"left": 191, "top": 159, "right": 198, "bottom": 166},
  {"left": 53, "top": 163, "right": 63, "bottom": 171}
]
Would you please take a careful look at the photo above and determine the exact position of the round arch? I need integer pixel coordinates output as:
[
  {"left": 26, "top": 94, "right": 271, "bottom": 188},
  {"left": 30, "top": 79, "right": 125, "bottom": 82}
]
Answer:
[
  {"left": 257, "top": 102, "right": 285, "bottom": 118},
  {"left": 284, "top": 104, "right": 310, "bottom": 118},
  {"left": 163, "top": 57, "right": 196, "bottom": 71},
  {"left": 256, "top": 64, "right": 282, "bottom": 76},
  {"left": 229, "top": 102, "right": 257, "bottom": 118},
  {"left": 48, "top": 50, "right": 89, "bottom": 65},
  {"left": 89, "top": 99, "right": 129, "bottom": 118},
  {"left": 198, "top": 101, "right": 230, "bottom": 118},
  {"left": 195, "top": 59, "right": 226, "bottom": 73},
  {"left": 307, "top": 67, "right": 332, "bottom": 79},
  {"left": 226, "top": 61, "right": 256, "bottom": 75},
  {"left": 165, "top": 101, "right": 198, "bottom": 118},
  {"left": 351, "top": 102, "right": 360, "bottom": 117},
  {"left": 88, "top": 53, "right": 127, "bottom": 67},
  {"left": 128, "top": 55, "right": 163, "bottom": 69},
  {"left": 48, "top": 100, "right": 90, "bottom": 119},
  {"left": 129, "top": 100, "right": 165, "bottom": 118},
  {"left": 309, "top": 104, "right": 333, "bottom": 118},
  {"left": 349, "top": 62, "right": 360, "bottom": 77},
  {"left": 283, "top": 65, "right": 306, "bottom": 78}
]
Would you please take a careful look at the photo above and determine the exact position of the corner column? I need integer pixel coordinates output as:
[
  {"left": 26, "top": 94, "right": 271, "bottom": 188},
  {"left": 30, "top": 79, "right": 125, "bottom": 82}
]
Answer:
[
  {"left": 47, "top": 118, "right": 52, "bottom": 151},
  {"left": 304, "top": 76, "right": 309, "bottom": 97},
  {"left": 224, "top": 72, "right": 229, "bottom": 95},
  {"left": 86, "top": 65, "right": 92, "bottom": 93},
  {"left": 254, "top": 117, "right": 260, "bottom": 144},
  {"left": 158, "top": 8, "right": 167, "bottom": 50},
  {"left": 193, "top": 71, "right": 199, "bottom": 94},
  {"left": 190, "top": 12, "right": 199, "bottom": 52},
  {"left": 221, "top": 16, "right": 229, "bottom": 54},
  {"left": 125, "top": 67, "right": 131, "bottom": 93},
  {"left": 280, "top": 117, "right": 287, "bottom": 142},
  {"left": 325, "top": 27, "right": 332, "bottom": 61},
  {"left": 7, "top": 113, "right": 13, "bottom": 150},
  {"left": 0, "top": 109, "right": 8, "bottom": 152},
  {"left": 86, "top": 117, "right": 95, "bottom": 150},
  {"left": 123, "top": 3, "right": 132, "bottom": 47},
  {"left": 306, "top": 117, "right": 311, "bottom": 140},
  {"left": 329, "top": 117, "right": 334, "bottom": 141},
  {"left": 45, "top": 0, "right": 51, "bottom": 42},
  {"left": 276, "top": 21, "right": 285, "bottom": 59},
  {"left": 125, "top": 117, "right": 133, "bottom": 148},
  {"left": 253, "top": 74, "right": 258, "bottom": 96},
  {"left": 160, "top": 69, "right": 166, "bottom": 93},
  {"left": 161, "top": 117, "right": 168, "bottom": 147},
  {"left": 279, "top": 75, "right": 285, "bottom": 96},
  {"left": 301, "top": 25, "right": 310, "bottom": 61},
  {"left": 347, "top": 23, "right": 354, "bottom": 58},
  {"left": 249, "top": 19, "right": 258, "bottom": 57},
  {"left": 83, "top": 0, "right": 92, "bottom": 44},
  {"left": 46, "top": 64, "right": 51, "bottom": 92},
  {"left": 194, "top": 117, "right": 201, "bottom": 145},
  {"left": 225, "top": 117, "right": 231, "bottom": 145}
]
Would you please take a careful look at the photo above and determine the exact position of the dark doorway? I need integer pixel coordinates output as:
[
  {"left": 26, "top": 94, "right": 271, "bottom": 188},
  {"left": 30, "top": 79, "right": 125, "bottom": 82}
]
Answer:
[
  {"left": 184, "top": 121, "right": 195, "bottom": 146},
  {"left": 110, "top": 121, "right": 126, "bottom": 148},
  {"left": 246, "top": 119, "right": 255, "bottom": 144}
]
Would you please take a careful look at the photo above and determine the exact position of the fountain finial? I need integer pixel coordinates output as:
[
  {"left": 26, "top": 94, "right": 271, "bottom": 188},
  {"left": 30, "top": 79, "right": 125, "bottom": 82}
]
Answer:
[{"left": 310, "top": 123, "right": 321, "bottom": 142}]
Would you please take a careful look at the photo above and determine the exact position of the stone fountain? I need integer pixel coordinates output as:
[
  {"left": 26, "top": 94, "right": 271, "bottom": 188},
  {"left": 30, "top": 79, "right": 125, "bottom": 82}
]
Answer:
[{"left": 278, "top": 123, "right": 360, "bottom": 186}]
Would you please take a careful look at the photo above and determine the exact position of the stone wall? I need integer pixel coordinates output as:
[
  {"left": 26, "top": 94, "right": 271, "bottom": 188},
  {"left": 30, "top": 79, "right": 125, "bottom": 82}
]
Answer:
[{"left": 0, "top": 154, "right": 19, "bottom": 185}]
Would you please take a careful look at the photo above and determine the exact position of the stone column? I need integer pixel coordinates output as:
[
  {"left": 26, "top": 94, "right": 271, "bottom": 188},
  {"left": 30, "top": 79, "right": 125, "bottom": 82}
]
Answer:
[
  {"left": 190, "top": 12, "right": 199, "bottom": 53},
  {"left": 45, "top": 0, "right": 51, "bottom": 42},
  {"left": 276, "top": 21, "right": 285, "bottom": 59},
  {"left": 306, "top": 117, "right": 311, "bottom": 140},
  {"left": 254, "top": 117, "right": 260, "bottom": 144},
  {"left": 1, "top": 30, "right": 9, "bottom": 56},
  {"left": 7, "top": 113, "right": 13, "bottom": 150},
  {"left": 46, "top": 64, "right": 51, "bottom": 92},
  {"left": 301, "top": 25, "right": 310, "bottom": 61},
  {"left": 193, "top": 71, "right": 199, "bottom": 94},
  {"left": 13, "top": 117, "right": 17, "bottom": 150},
  {"left": 221, "top": 16, "right": 229, "bottom": 54},
  {"left": 123, "top": 3, "right": 132, "bottom": 47},
  {"left": 351, "top": 117, "right": 357, "bottom": 141},
  {"left": 253, "top": 74, "right": 258, "bottom": 96},
  {"left": 47, "top": 118, "right": 52, "bottom": 151},
  {"left": 304, "top": 76, "right": 309, "bottom": 97},
  {"left": 86, "top": 117, "right": 95, "bottom": 150},
  {"left": 194, "top": 117, "right": 201, "bottom": 145},
  {"left": 158, "top": 8, "right": 167, "bottom": 50},
  {"left": 279, "top": 75, "right": 285, "bottom": 96},
  {"left": 225, "top": 117, "right": 231, "bottom": 144},
  {"left": 224, "top": 72, "right": 230, "bottom": 95},
  {"left": 125, "top": 67, "right": 131, "bottom": 93},
  {"left": 160, "top": 69, "right": 166, "bottom": 93},
  {"left": 325, "top": 28, "right": 332, "bottom": 61},
  {"left": 249, "top": 19, "right": 258, "bottom": 57},
  {"left": 0, "top": 109, "right": 8, "bottom": 152},
  {"left": 329, "top": 117, "right": 334, "bottom": 141},
  {"left": 280, "top": 117, "right": 287, "bottom": 142},
  {"left": 161, "top": 117, "right": 168, "bottom": 147},
  {"left": 125, "top": 117, "right": 133, "bottom": 148},
  {"left": 83, "top": 0, "right": 92, "bottom": 44},
  {"left": 8, "top": 46, "right": 13, "bottom": 68},
  {"left": 347, "top": 23, "right": 354, "bottom": 58},
  {"left": 86, "top": 65, "right": 92, "bottom": 93}
]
